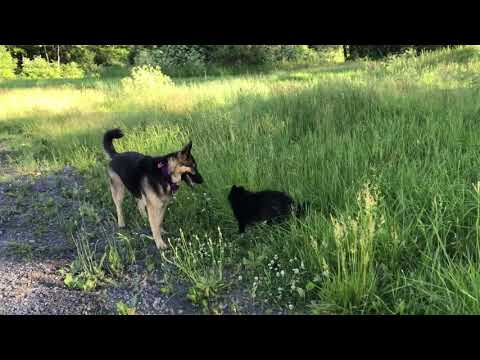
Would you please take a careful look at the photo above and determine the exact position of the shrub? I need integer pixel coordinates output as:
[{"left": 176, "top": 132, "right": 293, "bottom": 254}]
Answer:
[
  {"left": 208, "top": 45, "right": 279, "bottom": 67},
  {"left": 21, "top": 56, "right": 62, "bottom": 79},
  {"left": 21, "top": 57, "right": 86, "bottom": 79},
  {"left": 276, "top": 45, "right": 318, "bottom": 63},
  {"left": 0, "top": 45, "right": 17, "bottom": 79},
  {"left": 206, "top": 45, "right": 320, "bottom": 68},
  {"left": 121, "top": 65, "right": 173, "bottom": 92},
  {"left": 60, "top": 62, "right": 85, "bottom": 79},
  {"left": 94, "top": 45, "right": 130, "bottom": 66},
  {"left": 344, "top": 45, "right": 455, "bottom": 61},
  {"left": 134, "top": 46, "right": 207, "bottom": 77}
]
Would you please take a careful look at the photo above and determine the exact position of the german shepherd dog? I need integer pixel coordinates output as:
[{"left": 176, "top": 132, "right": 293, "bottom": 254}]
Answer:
[
  {"left": 103, "top": 129, "right": 203, "bottom": 250},
  {"left": 228, "top": 185, "right": 309, "bottom": 234}
]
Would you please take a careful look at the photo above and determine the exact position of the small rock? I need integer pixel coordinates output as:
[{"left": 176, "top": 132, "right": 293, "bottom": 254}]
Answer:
[{"left": 152, "top": 298, "right": 163, "bottom": 311}]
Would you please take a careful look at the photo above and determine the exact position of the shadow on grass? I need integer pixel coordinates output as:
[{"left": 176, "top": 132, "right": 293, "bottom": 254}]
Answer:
[
  {"left": 0, "top": 77, "right": 125, "bottom": 90},
  {"left": 3, "top": 75, "right": 479, "bottom": 226}
]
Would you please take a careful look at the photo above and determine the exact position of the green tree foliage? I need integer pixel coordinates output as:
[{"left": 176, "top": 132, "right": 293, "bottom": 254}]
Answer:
[
  {"left": 0, "top": 45, "right": 461, "bottom": 80},
  {"left": 21, "top": 56, "right": 85, "bottom": 79},
  {"left": 21, "top": 56, "right": 63, "bottom": 79},
  {"left": 134, "top": 45, "right": 207, "bottom": 77},
  {"left": 204, "top": 45, "right": 318, "bottom": 66},
  {"left": 343, "top": 45, "right": 455, "bottom": 61},
  {"left": 0, "top": 45, "right": 17, "bottom": 79},
  {"left": 5, "top": 45, "right": 134, "bottom": 72},
  {"left": 93, "top": 46, "right": 131, "bottom": 66}
]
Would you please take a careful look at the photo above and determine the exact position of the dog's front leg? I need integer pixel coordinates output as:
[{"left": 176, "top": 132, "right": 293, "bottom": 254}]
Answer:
[
  {"left": 146, "top": 198, "right": 168, "bottom": 250},
  {"left": 158, "top": 198, "right": 170, "bottom": 235},
  {"left": 137, "top": 197, "right": 148, "bottom": 219}
]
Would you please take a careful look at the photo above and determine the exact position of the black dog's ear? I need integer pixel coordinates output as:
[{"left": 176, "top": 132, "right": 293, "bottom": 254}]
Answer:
[{"left": 231, "top": 185, "right": 237, "bottom": 191}]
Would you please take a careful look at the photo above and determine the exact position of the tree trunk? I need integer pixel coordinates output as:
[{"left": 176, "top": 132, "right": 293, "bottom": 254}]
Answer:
[
  {"left": 43, "top": 45, "right": 49, "bottom": 62},
  {"left": 57, "top": 45, "right": 60, "bottom": 66}
]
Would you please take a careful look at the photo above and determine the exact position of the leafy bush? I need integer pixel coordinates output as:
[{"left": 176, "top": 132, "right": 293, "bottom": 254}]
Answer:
[
  {"left": 121, "top": 65, "right": 173, "bottom": 92},
  {"left": 134, "top": 46, "right": 207, "bottom": 77},
  {"left": 21, "top": 56, "right": 62, "bottom": 79},
  {"left": 345, "top": 45, "right": 455, "bottom": 61},
  {"left": 276, "top": 45, "right": 319, "bottom": 63},
  {"left": 94, "top": 45, "right": 130, "bottom": 66},
  {"left": 21, "top": 56, "right": 86, "bottom": 79},
  {"left": 60, "top": 62, "right": 85, "bottom": 79},
  {"left": 0, "top": 45, "right": 17, "bottom": 79},
  {"left": 206, "top": 45, "right": 320, "bottom": 68},
  {"left": 207, "top": 45, "right": 278, "bottom": 67},
  {"left": 310, "top": 45, "right": 345, "bottom": 63}
]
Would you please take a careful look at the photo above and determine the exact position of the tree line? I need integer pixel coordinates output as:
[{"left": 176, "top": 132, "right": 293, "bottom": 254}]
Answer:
[
  {"left": 4, "top": 45, "right": 453, "bottom": 69},
  {"left": 343, "top": 45, "right": 453, "bottom": 61}
]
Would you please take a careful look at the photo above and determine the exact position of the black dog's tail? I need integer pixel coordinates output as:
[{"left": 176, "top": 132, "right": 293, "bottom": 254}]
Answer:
[
  {"left": 295, "top": 201, "right": 312, "bottom": 218},
  {"left": 103, "top": 128, "right": 124, "bottom": 158}
]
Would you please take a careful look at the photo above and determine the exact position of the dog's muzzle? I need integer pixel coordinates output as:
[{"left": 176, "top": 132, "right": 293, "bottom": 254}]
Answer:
[{"left": 183, "top": 172, "right": 204, "bottom": 188}]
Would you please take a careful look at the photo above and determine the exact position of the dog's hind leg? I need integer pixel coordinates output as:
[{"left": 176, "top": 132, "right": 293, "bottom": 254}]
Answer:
[{"left": 108, "top": 170, "right": 126, "bottom": 228}]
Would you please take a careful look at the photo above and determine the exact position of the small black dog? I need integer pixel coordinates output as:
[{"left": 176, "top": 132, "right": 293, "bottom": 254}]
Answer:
[{"left": 227, "top": 185, "right": 309, "bottom": 233}]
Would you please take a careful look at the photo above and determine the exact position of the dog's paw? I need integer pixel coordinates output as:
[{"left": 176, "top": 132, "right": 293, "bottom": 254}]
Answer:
[{"left": 155, "top": 239, "right": 168, "bottom": 250}]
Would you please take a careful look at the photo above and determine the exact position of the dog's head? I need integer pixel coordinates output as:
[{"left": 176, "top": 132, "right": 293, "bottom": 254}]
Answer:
[
  {"left": 228, "top": 185, "right": 246, "bottom": 203},
  {"left": 175, "top": 141, "right": 204, "bottom": 188}
]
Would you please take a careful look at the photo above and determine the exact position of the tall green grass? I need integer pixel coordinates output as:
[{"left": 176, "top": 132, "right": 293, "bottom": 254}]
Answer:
[{"left": 2, "top": 46, "right": 480, "bottom": 313}]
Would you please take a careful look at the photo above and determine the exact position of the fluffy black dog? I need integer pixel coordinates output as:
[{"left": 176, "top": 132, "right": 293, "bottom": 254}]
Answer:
[{"left": 227, "top": 185, "right": 309, "bottom": 234}]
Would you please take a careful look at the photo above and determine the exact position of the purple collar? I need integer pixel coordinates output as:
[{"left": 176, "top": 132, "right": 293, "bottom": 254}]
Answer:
[{"left": 159, "top": 160, "right": 179, "bottom": 193}]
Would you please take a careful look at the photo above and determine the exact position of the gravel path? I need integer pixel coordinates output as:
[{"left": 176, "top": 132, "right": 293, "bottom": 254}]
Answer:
[
  {"left": 0, "top": 143, "right": 262, "bottom": 315},
  {"left": 0, "top": 162, "right": 202, "bottom": 315}
]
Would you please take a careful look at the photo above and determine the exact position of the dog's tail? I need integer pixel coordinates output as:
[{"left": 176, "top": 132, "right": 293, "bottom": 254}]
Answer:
[
  {"left": 295, "top": 201, "right": 312, "bottom": 218},
  {"left": 103, "top": 128, "right": 124, "bottom": 159}
]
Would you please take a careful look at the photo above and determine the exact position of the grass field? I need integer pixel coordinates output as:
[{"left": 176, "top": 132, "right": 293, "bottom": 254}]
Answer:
[{"left": 2, "top": 46, "right": 480, "bottom": 314}]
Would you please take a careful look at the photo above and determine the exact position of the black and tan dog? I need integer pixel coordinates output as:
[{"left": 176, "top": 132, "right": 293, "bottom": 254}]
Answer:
[{"left": 103, "top": 129, "right": 203, "bottom": 250}]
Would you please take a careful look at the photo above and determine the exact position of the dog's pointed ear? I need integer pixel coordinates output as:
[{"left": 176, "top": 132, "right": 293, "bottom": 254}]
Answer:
[{"left": 181, "top": 141, "right": 193, "bottom": 156}]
